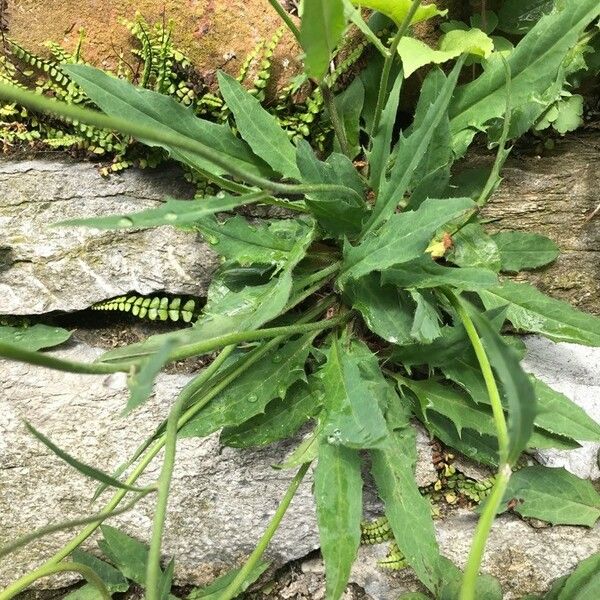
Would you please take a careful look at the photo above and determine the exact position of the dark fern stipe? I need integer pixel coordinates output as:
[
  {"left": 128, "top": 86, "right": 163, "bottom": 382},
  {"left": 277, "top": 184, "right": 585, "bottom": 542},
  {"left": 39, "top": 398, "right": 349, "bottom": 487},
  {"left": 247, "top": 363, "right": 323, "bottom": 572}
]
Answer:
[{"left": 91, "top": 294, "right": 200, "bottom": 323}]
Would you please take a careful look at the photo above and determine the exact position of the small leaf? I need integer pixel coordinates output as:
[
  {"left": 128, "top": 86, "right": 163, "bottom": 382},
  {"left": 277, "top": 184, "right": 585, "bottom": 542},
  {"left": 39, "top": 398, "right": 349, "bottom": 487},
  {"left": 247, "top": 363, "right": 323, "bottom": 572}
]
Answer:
[
  {"left": 491, "top": 231, "right": 559, "bottom": 273},
  {"left": 344, "top": 274, "right": 415, "bottom": 345},
  {"left": 187, "top": 561, "right": 270, "bottom": 600},
  {"left": 314, "top": 442, "right": 362, "bottom": 600},
  {"left": 220, "top": 381, "right": 321, "bottom": 448},
  {"left": 0, "top": 324, "right": 71, "bottom": 351},
  {"left": 69, "top": 549, "right": 129, "bottom": 594},
  {"left": 447, "top": 223, "right": 501, "bottom": 271},
  {"left": 351, "top": 0, "right": 446, "bottom": 25},
  {"left": 341, "top": 197, "right": 475, "bottom": 285},
  {"left": 382, "top": 256, "right": 498, "bottom": 290},
  {"left": 179, "top": 334, "right": 316, "bottom": 438},
  {"left": 275, "top": 424, "right": 321, "bottom": 470},
  {"left": 217, "top": 71, "right": 300, "bottom": 179},
  {"left": 300, "top": 0, "right": 347, "bottom": 80},
  {"left": 195, "top": 215, "right": 312, "bottom": 267},
  {"left": 478, "top": 281, "right": 600, "bottom": 346},
  {"left": 410, "top": 290, "right": 443, "bottom": 344},
  {"left": 397, "top": 29, "right": 493, "bottom": 78},
  {"left": 498, "top": 466, "right": 600, "bottom": 527},
  {"left": 98, "top": 525, "right": 148, "bottom": 585},
  {"left": 24, "top": 422, "right": 148, "bottom": 492},
  {"left": 296, "top": 140, "right": 368, "bottom": 238},
  {"left": 57, "top": 195, "right": 257, "bottom": 230},
  {"left": 318, "top": 335, "right": 389, "bottom": 449},
  {"left": 551, "top": 552, "right": 600, "bottom": 599},
  {"left": 333, "top": 78, "right": 365, "bottom": 158}
]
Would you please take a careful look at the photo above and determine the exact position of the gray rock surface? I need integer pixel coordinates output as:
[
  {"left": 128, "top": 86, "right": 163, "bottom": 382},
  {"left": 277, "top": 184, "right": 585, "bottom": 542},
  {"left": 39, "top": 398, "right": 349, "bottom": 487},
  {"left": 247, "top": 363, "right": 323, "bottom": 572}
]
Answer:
[
  {"left": 523, "top": 336, "right": 600, "bottom": 480},
  {"left": 0, "top": 159, "right": 218, "bottom": 314}
]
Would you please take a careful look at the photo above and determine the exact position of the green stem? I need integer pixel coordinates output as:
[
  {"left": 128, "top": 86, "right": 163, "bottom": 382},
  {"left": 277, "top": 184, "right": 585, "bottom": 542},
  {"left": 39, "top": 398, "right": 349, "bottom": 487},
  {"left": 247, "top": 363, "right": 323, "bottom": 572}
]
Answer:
[
  {"left": 368, "top": 0, "right": 422, "bottom": 144},
  {"left": 320, "top": 81, "right": 351, "bottom": 158},
  {"left": 145, "top": 345, "right": 236, "bottom": 600},
  {"left": 443, "top": 290, "right": 510, "bottom": 600},
  {"left": 266, "top": 0, "right": 301, "bottom": 43},
  {"left": 0, "top": 82, "right": 362, "bottom": 203},
  {"left": 0, "top": 342, "right": 131, "bottom": 374},
  {"left": 0, "top": 489, "right": 154, "bottom": 560},
  {"left": 3, "top": 563, "right": 111, "bottom": 600},
  {"left": 477, "top": 57, "right": 512, "bottom": 206},
  {"left": 218, "top": 462, "right": 311, "bottom": 600}
]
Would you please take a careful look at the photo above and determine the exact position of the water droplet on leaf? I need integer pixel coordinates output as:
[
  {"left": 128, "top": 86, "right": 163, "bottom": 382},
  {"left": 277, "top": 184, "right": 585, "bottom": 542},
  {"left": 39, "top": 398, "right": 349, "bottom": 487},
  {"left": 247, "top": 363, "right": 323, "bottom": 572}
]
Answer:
[
  {"left": 118, "top": 217, "right": 134, "bottom": 227},
  {"left": 164, "top": 212, "right": 178, "bottom": 222},
  {"left": 247, "top": 394, "right": 258, "bottom": 403}
]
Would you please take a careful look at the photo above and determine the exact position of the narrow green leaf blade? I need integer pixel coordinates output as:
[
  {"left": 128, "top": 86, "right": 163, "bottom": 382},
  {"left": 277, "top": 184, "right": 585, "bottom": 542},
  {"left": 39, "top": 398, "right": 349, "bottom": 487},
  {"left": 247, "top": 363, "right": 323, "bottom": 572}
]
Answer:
[
  {"left": 0, "top": 324, "right": 71, "bottom": 351},
  {"left": 314, "top": 442, "right": 362, "bottom": 600},
  {"left": 554, "top": 552, "right": 600, "bottom": 600},
  {"left": 491, "top": 231, "right": 559, "bottom": 273},
  {"left": 57, "top": 195, "right": 258, "bottom": 230},
  {"left": 300, "top": 0, "right": 347, "bottom": 80},
  {"left": 63, "top": 65, "right": 273, "bottom": 177},
  {"left": 217, "top": 71, "right": 300, "bottom": 179},
  {"left": 372, "top": 400, "right": 449, "bottom": 594},
  {"left": 333, "top": 78, "right": 365, "bottom": 158},
  {"left": 479, "top": 281, "right": 600, "bottom": 346},
  {"left": 341, "top": 197, "right": 475, "bottom": 284},
  {"left": 25, "top": 422, "right": 147, "bottom": 492},
  {"left": 179, "top": 334, "right": 316, "bottom": 438},
  {"left": 498, "top": 466, "right": 600, "bottom": 527}
]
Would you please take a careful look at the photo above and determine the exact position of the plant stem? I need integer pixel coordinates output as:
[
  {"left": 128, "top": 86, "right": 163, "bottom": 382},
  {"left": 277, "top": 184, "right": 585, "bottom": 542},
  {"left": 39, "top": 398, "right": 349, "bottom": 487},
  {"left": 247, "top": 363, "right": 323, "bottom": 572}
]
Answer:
[
  {"left": 145, "top": 344, "right": 236, "bottom": 600},
  {"left": 2, "top": 563, "right": 111, "bottom": 600},
  {"left": 266, "top": 0, "right": 301, "bottom": 43},
  {"left": 368, "top": 0, "right": 422, "bottom": 144},
  {"left": 219, "top": 462, "right": 311, "bottom": 600},
  {"left": 477, "top": 57, "right": 512, "bottom": 206},
  {"left": 0, "top": 342, "right": 132, "bottom": 374},
  {"left": 443, "top": 290, "right": 510, "bottom": 600},
  {"left": 320, "top": 81, "right": 351, "bottom": 157},
  {"left": 0, "top": 83, "right": 362, "bottom": 202}
]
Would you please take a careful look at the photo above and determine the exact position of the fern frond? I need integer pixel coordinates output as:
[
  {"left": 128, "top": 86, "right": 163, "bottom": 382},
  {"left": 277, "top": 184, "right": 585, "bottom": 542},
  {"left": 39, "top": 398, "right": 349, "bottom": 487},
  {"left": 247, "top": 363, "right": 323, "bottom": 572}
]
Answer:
[{"left": 92, "top": 294, "right": 200, "bottom": 323}]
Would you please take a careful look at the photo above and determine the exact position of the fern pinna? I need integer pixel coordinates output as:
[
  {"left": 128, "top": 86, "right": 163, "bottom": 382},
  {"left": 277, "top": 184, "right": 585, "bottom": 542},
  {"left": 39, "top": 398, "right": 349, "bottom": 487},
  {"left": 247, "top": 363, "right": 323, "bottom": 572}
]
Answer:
[{"left": 92, "top": 294, "right": 200, "bottom": 323}]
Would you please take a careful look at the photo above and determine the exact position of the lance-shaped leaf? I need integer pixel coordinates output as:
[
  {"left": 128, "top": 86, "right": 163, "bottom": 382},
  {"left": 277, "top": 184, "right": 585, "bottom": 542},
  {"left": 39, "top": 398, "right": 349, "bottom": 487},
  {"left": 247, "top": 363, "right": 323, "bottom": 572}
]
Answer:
[
  {"left": 25, "top": 422, "right": 147, "bottom": 492},
  {"left": 368, "top": 60, "right": 465, "bottom": 231},
  {"left": 296, "top": 140, "right": 368, "bottom": 238},
  {"left": 372, "top": 398, "right": 450, "bottom": 594},
  {"left": 544, "top": 551, "right": 600, "bottom": 599},
  {"left": 333, "top": 78, "right": 365, "bottom": 158},
  {"left": 478, "top": 281, "right": 600, "bottom": 346},
  {"left": 449, "top": 0, "right": 600, "bottom": 155},
  {"left": 410, "top": 290, "right": 443, "bottom": 344},
  {"left": 491, "top": 231, "right": 559, "bottom": 273},
  {"left": 382, "top": 256, "right": 498, "bottom": 290},
  {"left": 368, "top": 69, "right": 403, "bottom": 193},
  {"left": 314, "top": 442, "right": 362, "bottom": 600},
  {"left": 179, "top": 334, "right": 316, "bottom": 438},
  {"left": 318, "top": 335, "right": 388, "bottom": 449},
  {"left": 447, "top": 222, "right": 502, "bottom": 271},
  {"left": 0, "top": 324, "right": 71, "bottom": 351},
  {"left": 221, "top": 381, "right": 321, "bottom": 448},
  {"left": 344, "top": 274, "right": 415, "bottom": 345},
  {"left": 470, "top": 308, "right": 536, "bottom": 464},
  {"left": 64, "top": 65, "right": 273, "bottom": 178},
  {"left": 98, "top": 525, "right": 148, "bottom": 585},
  {"left": 57, "top": 194, "right": 258, "bottom": 230},
  {"left": 300, "top": 0, "right": 347, "bottom": 80},
  {"left": 498, "top": 466, "right": 600, "bottom": 527},
  {"left": 341, "top": 197, "right": 475, "bottom": 285},
  {"left": 195, "top": 215, "right": 312, "bottom": 267},
  {"left": 217, "top": 71, "right": 300, "bottom": 180}
]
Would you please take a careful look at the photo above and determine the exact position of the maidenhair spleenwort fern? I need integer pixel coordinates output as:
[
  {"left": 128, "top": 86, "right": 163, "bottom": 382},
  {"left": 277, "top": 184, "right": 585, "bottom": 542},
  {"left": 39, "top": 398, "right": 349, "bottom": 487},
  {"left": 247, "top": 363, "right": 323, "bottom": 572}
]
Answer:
[{"left": 91, "top": 294, "right": 201, "bottom": 323}]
